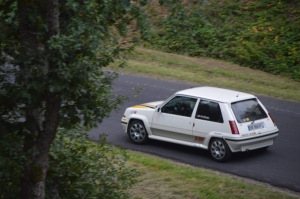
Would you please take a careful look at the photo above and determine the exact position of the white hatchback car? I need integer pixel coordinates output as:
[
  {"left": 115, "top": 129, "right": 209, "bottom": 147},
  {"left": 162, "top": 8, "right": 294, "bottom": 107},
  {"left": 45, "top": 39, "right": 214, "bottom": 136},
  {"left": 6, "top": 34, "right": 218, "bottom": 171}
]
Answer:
[{"left": 121, "top": 87, "right": 279, "bottom": 162}]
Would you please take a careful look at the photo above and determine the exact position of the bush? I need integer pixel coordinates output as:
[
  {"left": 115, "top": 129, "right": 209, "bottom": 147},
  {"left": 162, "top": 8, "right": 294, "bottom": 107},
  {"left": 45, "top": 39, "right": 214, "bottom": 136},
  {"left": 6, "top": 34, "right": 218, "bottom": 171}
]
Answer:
[
  {"left": 0, "top": 131, "right": 24, "bottom": 199},
  {"left": 0, "top": 129, "right": 137, "bottom": 199},
  {"left": 148, "top": 0, "right": 300, "bottom": 81},
  {"left": 47, "top": 129, "right": 137, "bottom": 199}
]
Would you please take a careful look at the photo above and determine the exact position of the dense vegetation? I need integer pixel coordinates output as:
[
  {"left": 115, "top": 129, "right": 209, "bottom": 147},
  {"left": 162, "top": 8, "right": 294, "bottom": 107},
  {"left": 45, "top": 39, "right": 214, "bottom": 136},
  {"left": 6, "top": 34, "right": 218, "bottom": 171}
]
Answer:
[
  {"left": 0, "top": 0, "right": 149, "bottom": 198},
  {"left": 0, "top": 129, "right": 136, "bottom": 199},
  {"left": 148, "top": 0, "right": 300, "bottom": 81}
]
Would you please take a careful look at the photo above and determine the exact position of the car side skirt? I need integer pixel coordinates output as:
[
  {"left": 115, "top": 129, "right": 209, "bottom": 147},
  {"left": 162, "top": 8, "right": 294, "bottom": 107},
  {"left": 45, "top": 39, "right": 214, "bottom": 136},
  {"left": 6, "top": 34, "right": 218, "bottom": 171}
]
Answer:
[
  {"left": 150, "top": 128, "right": 194, "bottom": 142},
  {"left": 148, "top": 135, "right": 209, "bottom": 150}
]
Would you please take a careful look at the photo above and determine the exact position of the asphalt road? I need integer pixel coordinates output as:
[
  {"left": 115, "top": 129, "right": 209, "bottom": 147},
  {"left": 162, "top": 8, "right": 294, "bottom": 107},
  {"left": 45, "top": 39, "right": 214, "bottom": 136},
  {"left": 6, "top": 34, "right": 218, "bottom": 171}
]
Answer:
[{"left": 88, "top": 72, "right": 300, "bottom": 193}]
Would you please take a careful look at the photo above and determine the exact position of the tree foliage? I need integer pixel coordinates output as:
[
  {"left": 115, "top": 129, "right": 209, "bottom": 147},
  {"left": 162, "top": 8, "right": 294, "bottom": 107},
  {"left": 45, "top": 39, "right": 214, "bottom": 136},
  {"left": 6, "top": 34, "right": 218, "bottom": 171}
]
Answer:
[
  {"left": 149, "top": 0, "right": 300, "bottom": 81},
  {"left": 0, "top": 0, "right": 151, "bottom": 131},
  {"left": 0, "top": 0, "right": 151, "bottom": 198}
]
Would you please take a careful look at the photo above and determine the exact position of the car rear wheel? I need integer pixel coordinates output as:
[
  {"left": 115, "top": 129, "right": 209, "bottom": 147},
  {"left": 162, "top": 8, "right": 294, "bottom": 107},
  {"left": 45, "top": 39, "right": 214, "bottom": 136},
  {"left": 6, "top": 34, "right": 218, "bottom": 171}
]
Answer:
[
  {"left": 128, "top": 120, "right": 148, "bottom": 144},
  {"left": 209, "top": 138, "right": 232, "bottom": 162}
]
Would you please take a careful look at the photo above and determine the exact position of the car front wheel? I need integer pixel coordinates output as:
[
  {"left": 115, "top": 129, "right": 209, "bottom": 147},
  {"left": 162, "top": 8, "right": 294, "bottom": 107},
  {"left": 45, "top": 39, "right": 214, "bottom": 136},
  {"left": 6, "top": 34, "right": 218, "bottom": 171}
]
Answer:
[
  {"left": 209, "top": 138, "right": 232, "bottom": 162},
  {"left": 128, "top": 120, "right": 148, "bottom": 144}
]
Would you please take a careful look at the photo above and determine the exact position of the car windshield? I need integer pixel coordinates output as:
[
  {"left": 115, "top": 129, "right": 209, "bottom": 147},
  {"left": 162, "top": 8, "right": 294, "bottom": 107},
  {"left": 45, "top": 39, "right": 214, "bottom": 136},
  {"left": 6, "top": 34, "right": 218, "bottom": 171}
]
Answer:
[{"left": 231, "top": 99, "right": 268, "bottom": 123}]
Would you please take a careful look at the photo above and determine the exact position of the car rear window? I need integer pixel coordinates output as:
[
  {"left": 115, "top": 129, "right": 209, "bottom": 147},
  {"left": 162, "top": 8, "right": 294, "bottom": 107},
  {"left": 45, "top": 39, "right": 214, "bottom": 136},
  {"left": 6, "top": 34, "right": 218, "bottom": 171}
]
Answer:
[{"left": 231, "top": 99, "right": 267, "bottom": 123}]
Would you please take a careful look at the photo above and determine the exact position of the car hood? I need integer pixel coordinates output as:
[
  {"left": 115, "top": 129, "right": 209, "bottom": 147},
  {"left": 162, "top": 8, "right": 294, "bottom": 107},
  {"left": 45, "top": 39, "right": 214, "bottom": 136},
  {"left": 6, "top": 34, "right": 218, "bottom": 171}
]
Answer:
[{"left": 131, "top": 101, "right": 163, "bottom": 109}]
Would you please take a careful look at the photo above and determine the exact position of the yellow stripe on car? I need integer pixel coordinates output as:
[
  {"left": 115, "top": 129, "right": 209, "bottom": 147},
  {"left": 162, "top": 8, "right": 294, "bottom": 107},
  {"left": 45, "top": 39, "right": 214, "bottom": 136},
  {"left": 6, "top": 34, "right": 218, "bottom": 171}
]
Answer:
[
  {"left": 131, "top": 105, "right": 148, "bottom": 108},
  {"left": 131, "top": 104, "right": 156, "bottom": 109},
  {"left": 142, "top": 104, "right": 156, "bottom": 109}
]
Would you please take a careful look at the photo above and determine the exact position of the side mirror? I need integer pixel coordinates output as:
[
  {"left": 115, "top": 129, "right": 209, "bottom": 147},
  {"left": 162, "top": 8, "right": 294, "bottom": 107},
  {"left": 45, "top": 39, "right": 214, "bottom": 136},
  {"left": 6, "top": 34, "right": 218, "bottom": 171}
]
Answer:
[{"left": 156, "top": 107, "right": 161, "bottom": 112}]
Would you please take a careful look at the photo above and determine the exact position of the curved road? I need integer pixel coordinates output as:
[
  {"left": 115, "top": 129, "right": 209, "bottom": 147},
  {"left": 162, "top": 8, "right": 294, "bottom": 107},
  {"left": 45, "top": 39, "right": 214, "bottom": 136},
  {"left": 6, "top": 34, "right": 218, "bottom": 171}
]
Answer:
[{"left": 88, "top": 73, "right": 300, "bottom": 193}]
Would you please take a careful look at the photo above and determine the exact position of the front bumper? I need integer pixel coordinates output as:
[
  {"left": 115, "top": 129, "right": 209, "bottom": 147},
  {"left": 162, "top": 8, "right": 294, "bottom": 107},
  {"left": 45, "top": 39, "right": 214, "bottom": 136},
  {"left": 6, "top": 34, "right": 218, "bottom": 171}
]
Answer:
[{"left": 121, "top": 121, "right": 127, "bottom": 132}]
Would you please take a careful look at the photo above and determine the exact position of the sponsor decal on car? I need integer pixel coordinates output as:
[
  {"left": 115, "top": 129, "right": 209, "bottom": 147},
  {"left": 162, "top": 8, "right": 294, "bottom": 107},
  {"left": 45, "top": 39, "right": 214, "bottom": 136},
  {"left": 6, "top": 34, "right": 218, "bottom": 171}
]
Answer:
[{"left": 197, "top": 115, "right": 210, "bottom": 120}]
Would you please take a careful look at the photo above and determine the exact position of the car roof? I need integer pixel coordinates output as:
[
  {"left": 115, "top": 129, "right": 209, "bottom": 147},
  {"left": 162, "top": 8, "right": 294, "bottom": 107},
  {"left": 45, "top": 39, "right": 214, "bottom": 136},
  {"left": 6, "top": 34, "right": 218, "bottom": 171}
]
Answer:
[{"left": 175, "top": 87, "right": 256, "bottom": 103}]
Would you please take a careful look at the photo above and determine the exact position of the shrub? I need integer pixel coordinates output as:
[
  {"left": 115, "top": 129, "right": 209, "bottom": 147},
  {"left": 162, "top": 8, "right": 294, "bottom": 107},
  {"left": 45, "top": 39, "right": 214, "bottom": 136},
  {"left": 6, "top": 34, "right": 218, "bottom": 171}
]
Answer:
[
  {"left": 0, "top": 129, "right": 137, "bottom": 199},
  {"left": 148, "top": 0, "right": 300, "bottom": 81},
  {"left": 0, "top": 131, "right": 24, "bottom": 199},
  {"left": 47, "top": 129, "right": 137, "bottom": 199}
]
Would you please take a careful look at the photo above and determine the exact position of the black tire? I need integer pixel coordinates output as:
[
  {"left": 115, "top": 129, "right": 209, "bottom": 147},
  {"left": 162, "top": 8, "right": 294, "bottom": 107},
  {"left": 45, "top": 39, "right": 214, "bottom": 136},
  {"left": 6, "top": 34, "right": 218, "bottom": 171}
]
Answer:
[
  {"left": 209, "top": 138, "right": 232, "bottom": 162},
  {"left": 128, "top": 120, "right": 148, "bottom": 144}
]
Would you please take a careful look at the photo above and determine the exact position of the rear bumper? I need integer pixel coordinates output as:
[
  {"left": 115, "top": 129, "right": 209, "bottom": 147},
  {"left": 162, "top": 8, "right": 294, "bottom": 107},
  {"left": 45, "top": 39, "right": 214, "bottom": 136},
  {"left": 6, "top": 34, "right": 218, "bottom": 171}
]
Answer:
[{"left": 224, "top": 131, "right": 279, "bottom": 152}]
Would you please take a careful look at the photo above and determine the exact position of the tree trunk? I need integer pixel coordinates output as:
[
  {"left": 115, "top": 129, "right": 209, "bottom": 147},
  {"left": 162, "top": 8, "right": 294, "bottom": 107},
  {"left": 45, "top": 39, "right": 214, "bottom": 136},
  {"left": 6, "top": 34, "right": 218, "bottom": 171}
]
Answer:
[{"left": 19, "top": 0, "right": 60, "bottom": 199}]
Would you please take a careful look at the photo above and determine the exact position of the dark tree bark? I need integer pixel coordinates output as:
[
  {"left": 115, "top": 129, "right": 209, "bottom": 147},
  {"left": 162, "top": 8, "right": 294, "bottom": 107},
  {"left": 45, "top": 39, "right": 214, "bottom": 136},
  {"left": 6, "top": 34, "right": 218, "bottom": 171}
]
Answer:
[{"left": 19, "top": 0, "right": 60, "bottom": 199}]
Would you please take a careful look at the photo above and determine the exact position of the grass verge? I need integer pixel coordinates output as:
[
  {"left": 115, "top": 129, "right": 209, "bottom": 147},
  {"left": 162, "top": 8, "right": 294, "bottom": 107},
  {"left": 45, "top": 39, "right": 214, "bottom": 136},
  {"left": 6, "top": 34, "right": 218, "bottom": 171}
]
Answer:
[
  {"left": 110, "top": 47, "right": 300, "bottom": 102},
  {"left": 125, "top": 150, "right": 298, "bottom": 199}
]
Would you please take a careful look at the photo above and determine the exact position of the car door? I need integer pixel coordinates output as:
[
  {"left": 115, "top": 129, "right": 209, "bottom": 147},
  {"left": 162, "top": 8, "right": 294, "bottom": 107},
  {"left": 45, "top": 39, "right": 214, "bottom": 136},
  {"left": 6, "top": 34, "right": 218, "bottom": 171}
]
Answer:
[
  {"left": 192, "top": 99, "right": 225, "bottom": 143},
  {"left": 151, "top": 96, "right": 198, "bottom": 142}
]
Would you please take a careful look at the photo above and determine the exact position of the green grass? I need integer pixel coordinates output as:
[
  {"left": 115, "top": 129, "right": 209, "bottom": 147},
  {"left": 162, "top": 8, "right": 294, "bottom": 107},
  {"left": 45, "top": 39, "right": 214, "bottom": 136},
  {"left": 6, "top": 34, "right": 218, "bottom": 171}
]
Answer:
[
  {"left": 110, "top": 47, "right": 300, "bottom": 102},
  {"left": 126, "top": 150, "right": 298, "bottom": 199}
]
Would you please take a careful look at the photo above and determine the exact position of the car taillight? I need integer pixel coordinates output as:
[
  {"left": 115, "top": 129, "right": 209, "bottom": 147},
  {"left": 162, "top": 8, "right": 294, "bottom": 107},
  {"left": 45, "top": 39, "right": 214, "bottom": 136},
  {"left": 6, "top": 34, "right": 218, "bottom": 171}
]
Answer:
[
  {"left": 229, "top": 121, "right": 239, "bottom": 135},
  {"left": 268, "top": 113, "right": 276, "bottom": 126}
]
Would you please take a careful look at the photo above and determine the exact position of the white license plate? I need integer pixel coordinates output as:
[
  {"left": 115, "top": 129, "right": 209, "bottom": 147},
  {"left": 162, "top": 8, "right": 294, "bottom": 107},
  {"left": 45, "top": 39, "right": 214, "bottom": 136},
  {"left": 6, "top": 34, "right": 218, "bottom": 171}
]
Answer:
[{"left": 248, "top": 122, "right": 264, "bottom": 131}]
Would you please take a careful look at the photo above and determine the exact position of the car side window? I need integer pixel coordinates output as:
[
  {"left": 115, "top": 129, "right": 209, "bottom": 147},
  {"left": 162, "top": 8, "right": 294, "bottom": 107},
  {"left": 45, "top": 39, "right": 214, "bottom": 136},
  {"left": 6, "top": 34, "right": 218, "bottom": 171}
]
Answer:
[
  {"left": 195, "top": 100, "right": 224, "bottom": 123},
  {"left": 161, "top": 96, "right": 197, "bottom": 117}
]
